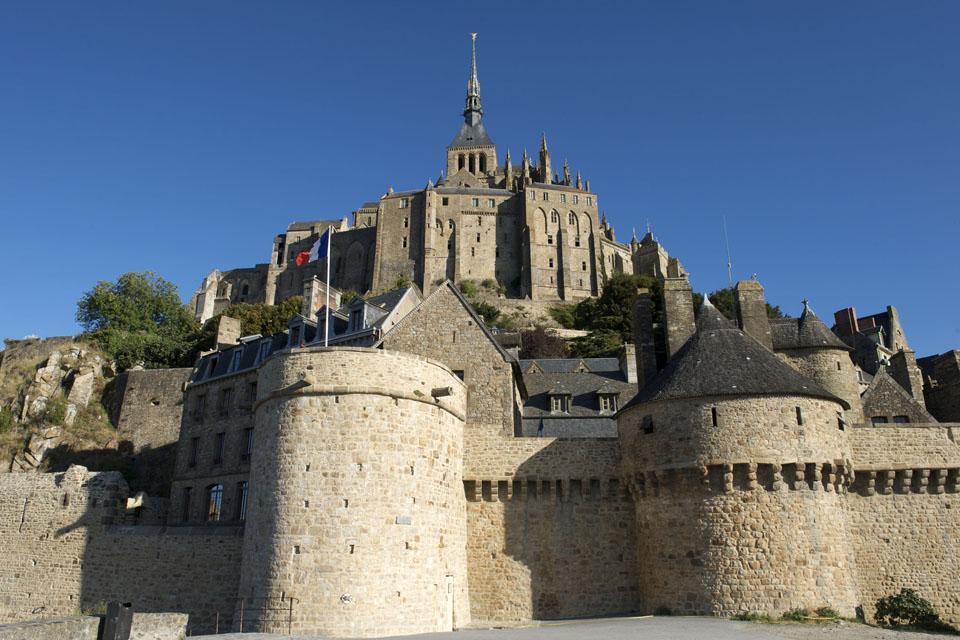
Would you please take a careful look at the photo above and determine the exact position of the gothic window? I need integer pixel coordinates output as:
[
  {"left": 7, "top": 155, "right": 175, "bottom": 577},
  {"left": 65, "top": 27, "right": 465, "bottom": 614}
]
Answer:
[
  {"left": 458, "top": 155, "right": 465, "bottom": 171},
  {"left": 236, "top": 481, "right": 248, "bottom": 521},
  {"left": 479, "top": 154, "right": 487, "bottom": 172},
  {"left": 206, "top": 484, "right": 223, "bottom": 522},
  {"left": 469, "top": 155, "right": 476, "bottom": 173},
  {"left": 568, "top": 212, "right": 576, "bottom": 225},
  {"left": 551, "top": 211, "right": 559, "bottom": 223}
]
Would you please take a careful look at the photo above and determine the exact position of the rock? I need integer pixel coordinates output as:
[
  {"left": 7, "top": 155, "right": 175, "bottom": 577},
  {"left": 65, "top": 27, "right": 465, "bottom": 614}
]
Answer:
[{"left": 67, "top": 371, "right": 96, "bottom": 408}]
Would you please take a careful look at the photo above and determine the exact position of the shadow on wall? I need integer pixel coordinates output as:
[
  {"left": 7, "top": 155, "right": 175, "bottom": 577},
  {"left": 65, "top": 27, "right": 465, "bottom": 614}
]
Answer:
[
  {"left": 469, "top": 439, "right": 640, "bottom": 622},
  {"left": 44, "top": 441, "right": 179, "bottom": 496},
  {"left": 48, "top": 469, "right": 243, "bottom": 636}
]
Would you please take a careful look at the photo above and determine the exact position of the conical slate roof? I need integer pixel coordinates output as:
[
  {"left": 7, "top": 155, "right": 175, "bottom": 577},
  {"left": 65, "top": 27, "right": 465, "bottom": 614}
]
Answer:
[
  {"left": 624, "top": 299, "right": 849, "bottom": 410},
  {"left": 769, "top": 301, "right": 852, "bottom": 351}
]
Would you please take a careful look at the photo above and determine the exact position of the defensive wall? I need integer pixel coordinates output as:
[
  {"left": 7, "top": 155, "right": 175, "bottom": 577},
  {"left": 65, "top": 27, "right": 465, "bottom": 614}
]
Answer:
[{"left": 236, "top": 347, "right": 469, "bottom": 637}]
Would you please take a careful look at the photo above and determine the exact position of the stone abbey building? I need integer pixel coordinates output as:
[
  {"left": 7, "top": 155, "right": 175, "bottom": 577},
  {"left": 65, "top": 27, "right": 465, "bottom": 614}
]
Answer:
[
  {"left": 2, "top": 36, "right": 960, "bottom": 640},
  {"left": 189, "top": 35, "right": 684, "bottom": 324}
]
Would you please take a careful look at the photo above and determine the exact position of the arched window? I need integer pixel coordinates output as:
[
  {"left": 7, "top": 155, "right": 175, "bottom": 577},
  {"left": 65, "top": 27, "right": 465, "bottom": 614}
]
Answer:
[
  {"left": 568, "top": 212, "right": 576, "bottom": 225},
  {"left": 206, "top": 484, "right": 223, "bottom": 522},
  {"left": 448, "top": 219, "right": 455, "bottom": 229},
  {"left": 551, "top": 211, "right": 559, "bottom": 223},
  {"left": 241, "top": 283, "right": 250, "bottom": 297},
  {"left": 479, "top": 154, "right": 487, "bottom": 172},
  {"left": 469, "top": 155, "right": 476, "bottom": 173},
  {"left": 458, "top": 154, "right": 465, "bottom": 171}
]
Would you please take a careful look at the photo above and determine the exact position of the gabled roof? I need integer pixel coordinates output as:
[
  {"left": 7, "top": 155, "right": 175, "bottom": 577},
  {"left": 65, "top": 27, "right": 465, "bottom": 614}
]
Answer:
[
  {"left": 625, "top": 299, "right": 848, "bottom": 410},
  {"left": 518, "top": 358, "right": 622, "bottom": 374},
  {"left": 861, "top": 366, "right": 936, "bottom": 422}
]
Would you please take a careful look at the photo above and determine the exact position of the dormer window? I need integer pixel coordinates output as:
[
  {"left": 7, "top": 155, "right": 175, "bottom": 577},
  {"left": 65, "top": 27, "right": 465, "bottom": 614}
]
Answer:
[
  {"left": 549, "top": 393, "right": 570, "bottom": 414},
  {"left": 289, "top": 326, "right": 301, "bottom": 348},
  {"left": 350, "top": 308, "right": 364, "bottom": 330},
  {"left": 598, "top": 393, "right": 619, "bottom": 414},
  {"left": 230, "top": 349, "right": 242, "bottom": 372},
  {"left": 207, "top": 356, "right": 219, "bottom": 378},
  {"left": 258, "top": 341, "right": 271, "bottom": 363}
]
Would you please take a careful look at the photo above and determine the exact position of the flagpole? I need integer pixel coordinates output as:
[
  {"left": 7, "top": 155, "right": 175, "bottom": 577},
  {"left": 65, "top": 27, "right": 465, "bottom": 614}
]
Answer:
[{"left": 324, "top": 228, "right": 332, "bottom": 347}]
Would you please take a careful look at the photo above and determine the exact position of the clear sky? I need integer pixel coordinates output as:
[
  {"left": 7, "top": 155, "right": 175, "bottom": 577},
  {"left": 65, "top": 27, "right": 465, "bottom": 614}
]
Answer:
[{"left": 1, "top": 1, "right": 958, "bottom": 355}]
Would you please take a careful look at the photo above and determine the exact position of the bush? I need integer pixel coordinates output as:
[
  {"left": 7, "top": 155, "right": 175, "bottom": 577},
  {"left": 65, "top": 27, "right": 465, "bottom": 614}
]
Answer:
[
  {"left": 519, "top": 327, "right": 569, "bottom": 359},
  {"left": 471, "top": 301, "right": 500, "bottom": 326},
  {"left": 44, "top": 398, "right": 67, "bottom": 426},
  {"left": 0, "top": 406, "right": 13, "bottom": 433},
  {"left": 459, "top": 280, "right": 479, "bottom": 298},
  {"left": 875, "top": 588, "right": 957, "bottom": 633},
  {"left": 732, "top": 611, "right": 773, "bottom": 622},
  {"left": 781, "top": 608, "right": 810, "bottom": 622},
  {"left": 814, "top": 607, "right": 839, "bottom": 619},
  {"left": 548, "top": 304, "right": 576, "bottom": 329},
  {"left": 480, "top": 278, "right": 496, "bottom": 290}
]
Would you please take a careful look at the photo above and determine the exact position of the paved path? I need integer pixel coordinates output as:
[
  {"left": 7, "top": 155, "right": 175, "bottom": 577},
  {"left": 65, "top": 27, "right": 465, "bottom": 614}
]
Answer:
[{"left": 193, "top": 615, "right": 957, "bottom": 640}]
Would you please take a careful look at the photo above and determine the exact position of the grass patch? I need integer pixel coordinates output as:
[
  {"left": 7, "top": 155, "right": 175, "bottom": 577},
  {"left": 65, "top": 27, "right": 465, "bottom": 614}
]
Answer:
[{"left": 732, "top": 612, "right": 774, "bottom": 622}]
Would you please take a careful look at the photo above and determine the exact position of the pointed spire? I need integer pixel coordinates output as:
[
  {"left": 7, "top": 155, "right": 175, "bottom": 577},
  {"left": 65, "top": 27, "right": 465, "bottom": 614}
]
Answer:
[
  {"left": 575, "top": 171, "right": 582, "bottom": 190},
  {"left": 463, "top": 33, "right": 483, "bottom": 125},
  {"left": 562, "top": 159, "right": 571, "bottom": 185},
  {"left": 540, "top": 132, "right": 548, "bottom": 151},
  {"left": 632, "top": 227, "right": 638, "bottom": 242},
  {"left": 585, "top": 178, "right": 590, "bottom": 192},
  {"left": 505, "top": 148, "right": 512, "bottom": 163}
]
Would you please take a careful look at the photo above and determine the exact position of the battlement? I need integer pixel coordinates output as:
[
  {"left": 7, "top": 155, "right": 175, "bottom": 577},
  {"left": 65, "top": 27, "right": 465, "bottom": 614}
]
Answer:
[
  {"left": 463, "top": 477, "right": 629, "bottom": 502},
  {"left": 850, "top": 466, "right": 960, "bottom": 496}
]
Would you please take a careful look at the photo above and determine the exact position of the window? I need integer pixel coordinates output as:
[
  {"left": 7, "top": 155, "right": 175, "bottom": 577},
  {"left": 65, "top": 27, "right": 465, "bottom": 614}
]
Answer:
[
  {"left": 479, "top": 154, "right": 487, "bottom": 172},
  {"left": 476, "top": 233, "right": 481, "bottom": 243},
  {"left": 181, "top": 487, "right": 192, "bottom": 523},
  {"left": 442, "top": 197, "right": 449, "bottom": 206},
  {"left": 448, "top": 219, "right": 454, "bottom": 229},
  {"left": 246, "top": 382, "right": 257, "bottom": 407},
  {"left": 871, "top": 416, "right": 890, "bottom": 425},
  {"left": 350, "top": 308, "right": 363, "bottom": 329},
  {"left": 193, "top": 395, "right": 206, "bottom": 421},
  {"left": 207, "top": 484, "right": 223, "bottom": 522},
  {"left": 599, "top": 394, "right": 618, "bottom": 413},
  {"left": 543, "top": 192, "right": 549, "bottom": 201},
  {"left": 218, "top": 388, "right": 232, "bottom": 416},
  {"left": 289, "top": 326, "right": 300, "bottom": 347},
  {"left": 458, "top": 154, "right": 465, "bottom": 171},
  {"left": 236, "top": 481, "right": 248, "bottom": 521},
  {"left": 560, "top": 194, "right": 566, "bottom": 203},
  {"left": 403, "top": 217, "right": 409, "bottom": 228},
  {"left": 568, "top": 212, "right": 576, "bottom": 225},
  {"left": 586, "top": 197, "right": 593, "bottom": 206},
  {"left": 241, "top": 427, "right": 254, "bottom": 461},
  {"left": 582, "top": 261, "right": 587, "bottom": 271},
  {"left": 241, "top": 283, "right": 249, "bottom": 297},
  {"left": 573, "top": 195, "right": 579, "bottom": 204},
  {"left": 642, "top": 415, "right": 654, "bottom": 434},
  {"left": 548, "top": 258, "right": 554, "bottom": 268},
  {"left": 447, "top": 239, "right": 452, "bottom": 250},
  {"left": 472, "top": 197, "right": 480, "bottom": 207},
  {"left": 551, "top": 211, "right": 559, "bottom": 223},
  {"left": 188, "top": 437, "right": 200, "bottom": 468},
  {"left": 550, "top": 394, "right": 569, "bottom": 414},
  {"left": 213, "top": 432, "right": 225, "bottom": 465},
  {"left": 207, "top": 357, "right": 218, "bottom": 378},
  {"left": 471, "top": 247, "right": 475, "bottom": 257},
  {"left": 452, "top": 370, "right": 465, "bottom": 381},
  {"left": 711, "top": 407, "right": 718, "bottom": 426},
  {"left": 530, "top": 190, "right": 535, "bottom": 200},
  {"left": 402, "top": 236, "right": 407, "bottom": 248},
  {"left": 893, "top": 415, "right": 910, "bottom": 424},
  {"left": 547, "top": 234, "right": 553, "bottom": 245},
  {"left": 400, "top": 197, "right": 410, "bottom": 208},
  {"left": 436, "top": 219, "right": 442, "bottom": 229},
  {"left": 795, "top": 406, "right": 803, "bottom": 425},
  {"left": 575, "top": 235, "right": 581, "bottom": 247},
  {"left": 488, "top": 198, "right": 495, "bottom": 208}
]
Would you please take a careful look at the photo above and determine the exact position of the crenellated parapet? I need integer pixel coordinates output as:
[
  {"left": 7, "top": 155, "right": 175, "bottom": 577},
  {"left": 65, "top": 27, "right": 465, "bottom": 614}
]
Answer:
[{"left": 463, "top": 477, "right": 629, "bottom": 502}]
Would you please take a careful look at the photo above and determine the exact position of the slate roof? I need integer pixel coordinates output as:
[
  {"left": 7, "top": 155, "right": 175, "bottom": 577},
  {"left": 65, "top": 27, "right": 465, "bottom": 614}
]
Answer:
[
  {"left": 449, "top": 121, "right": 493, "bottom": 148},
  {"left": 770, "top": 304, "right": 852, "bottom": 351},
  {"left": 625, "top": 300, "right": 849, "bottom": 410},
  {"left": 364, "top": 288, "right": 410, "bottom": 312},
  {"left": 520, "top": 356, "right": 638, "bottom": 438}
]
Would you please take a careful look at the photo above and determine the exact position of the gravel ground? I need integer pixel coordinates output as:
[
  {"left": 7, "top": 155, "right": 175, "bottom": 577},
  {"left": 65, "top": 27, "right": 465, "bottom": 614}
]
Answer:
[{"left": 192, "top": 615, "right": 957, "bottom": 640}]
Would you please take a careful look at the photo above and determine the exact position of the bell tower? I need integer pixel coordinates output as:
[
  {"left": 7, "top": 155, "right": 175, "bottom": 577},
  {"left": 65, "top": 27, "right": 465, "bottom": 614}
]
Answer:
[{"left": 446, "top": 34, "right": 497, "bottom": 179}]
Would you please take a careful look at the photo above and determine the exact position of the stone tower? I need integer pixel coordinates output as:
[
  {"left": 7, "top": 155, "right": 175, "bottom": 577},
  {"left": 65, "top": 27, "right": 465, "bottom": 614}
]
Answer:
[
  {"left": 618, "top": 299, "right": 860, "bottom": 617},
  {"left": 446, "top": 34, "right": 497, "bottom": 178},
  {"left": 236, "top": 347, "right": 469, "bottom": 637}
]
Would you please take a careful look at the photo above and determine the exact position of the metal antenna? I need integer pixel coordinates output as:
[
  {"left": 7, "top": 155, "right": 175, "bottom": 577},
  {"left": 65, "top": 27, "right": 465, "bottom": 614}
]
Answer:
[{"left": 722, "top": 215, "right": 733, "bottom": 286}]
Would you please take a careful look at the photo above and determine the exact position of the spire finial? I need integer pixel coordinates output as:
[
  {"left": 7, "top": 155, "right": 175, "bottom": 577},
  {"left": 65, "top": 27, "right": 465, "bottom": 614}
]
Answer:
[
  {"left": 540, "top": 132, "right": 548, "bottom": 151},
  {"left": 463, "top": 34, "right": 482, "bottom": 123},
  {"left": 646, "top": 221, "right": 652, "bottom": 234},
  {"left": 801, "top": 298, "right": 813, "bottom": 316},
  {"left": 632, "top": 227, "right": 638, "bottom": 242}
]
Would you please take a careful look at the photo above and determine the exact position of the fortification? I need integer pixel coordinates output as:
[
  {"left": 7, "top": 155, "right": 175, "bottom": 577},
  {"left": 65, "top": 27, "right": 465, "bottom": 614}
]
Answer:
[{"left": 236, "top": 347, "right": 469, "bottom": 637}]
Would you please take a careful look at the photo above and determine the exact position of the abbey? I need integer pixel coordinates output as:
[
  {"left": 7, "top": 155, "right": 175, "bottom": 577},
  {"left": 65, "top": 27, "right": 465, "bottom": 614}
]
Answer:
[
  {"left": 189, "top": 35, "right": 683, "bottom": 324},
  {"left": 2, "top": 37, "right": 960, "bottom": 640}
]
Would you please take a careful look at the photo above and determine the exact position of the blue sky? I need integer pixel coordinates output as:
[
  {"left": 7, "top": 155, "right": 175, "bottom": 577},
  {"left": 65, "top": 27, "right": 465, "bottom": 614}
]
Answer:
[{"left": 1, "top": 1, "right": 958, "bottom": 355}]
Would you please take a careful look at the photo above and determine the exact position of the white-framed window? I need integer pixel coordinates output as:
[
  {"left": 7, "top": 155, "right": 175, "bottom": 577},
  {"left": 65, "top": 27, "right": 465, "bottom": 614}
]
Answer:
[
  {"left": 560, "top": 194, "right": 566, "bottom": 203},
  {"left": 586, "top": 197, "right": 593, "bottom": 206},
  {"left": 550, "top": 394, "right": 569, "bottom": 413},
  {"left": 488, "top": 198, "right": 495, "bottom": 208},
  {"left": 573, "top": 195, "right": 579, "bottom": 204},
  {"left": 472, "top": 197, "right": 480, "bottom": 207},
  {"left": 400, "top": 197, "right": 410, "bottom": 208},
  {"left": 543, "top": 192, "right": 549, "bottom": 201},
  {"left": 599, "top": 394, "right": 618, "bottom": 413}
]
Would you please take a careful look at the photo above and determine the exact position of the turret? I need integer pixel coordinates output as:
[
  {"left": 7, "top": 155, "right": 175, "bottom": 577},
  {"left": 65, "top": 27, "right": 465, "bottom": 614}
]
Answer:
[
  {"left": 618, "top": 297, "right": 859, "bottom": 618},
  {"left": 539, "top": 133, "right": 552, "bottom": 184},
  {"left": 575, "top": 171, "right": 583, "bottom": 190},
  {"left": 504, "top": 149, "right": 514, "bottom": 190},
  {"left": 562, "top": 159, "right": 571, "bottom": 185},
  {"left": 521, "top": 149, "right": 531, "bottom": 185}
]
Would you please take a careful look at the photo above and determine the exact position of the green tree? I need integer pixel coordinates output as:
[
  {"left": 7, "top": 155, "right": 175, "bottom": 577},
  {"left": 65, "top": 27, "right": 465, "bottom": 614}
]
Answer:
[
  {"left": 520, "top": 327, "right": 569, "bottom": 359},
  {"left": 194, "top": 297, "right": 304, "bottom": 353},
  {"left": 566, "top": 274, "right": 663, "bottom": 357},
  {"left": 77, "top": 272, "right": 198, "bottom": 370}
]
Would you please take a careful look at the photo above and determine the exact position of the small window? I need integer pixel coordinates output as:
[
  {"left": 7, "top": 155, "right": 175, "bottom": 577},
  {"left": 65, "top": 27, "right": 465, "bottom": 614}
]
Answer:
[
  {"left": 402, "top": 236, "right": 407, "bottom": 248},
  {"left": 837, "top": 361, "right": 842, "bottom": 371},
  {"left": 447, "top": 239, "right": 452, "bottom": 250},
  {"left": 458, "top": 154, "right": 465, "bottom": 170},
  {"left": 213, "top": 432, "right": 225, "bottom": 465},
  {"left": 547, "top": 235, "right": 553, "bottom": 245},
  {"left": 871, "top": 416, "right": 890, "bottom": 425},
  {"left": 236, "top": 481, "right": 248, "bottom": 521},
  {"left": 575, "top": 235, "right": 581, "bottom": 247},
  {"left": 403, "top": 217, "right": 409, "bottom": 228},
  {"left": 448, "top": 219, "right": 454, "bottom": 229},
  {"left": 452, "top": 370, "right": 465, "bottom": 381},
  {"left": 476, "top": 233, "right": 481, "bottom": 243},
  {"left": 568, "top": 212, "right": 576, "bottom": 225},
  {"left": 247, "top": 381, "right": 257, "bottom": 406},
  {"left": 472, "top": 197, "right": 480, "bottom": 207},
  {"left": 795, "top": 406, "right": 803, "bottom": 426},
  {"left": 241, "top": 283, "right": 249, "bottom": 297},
  {"left": 642, "top": 415, "right": 654, "bottom": 434},
  {"left": 560, "top": 194, "right": 566, "bottom": 203},
  {"left": 471, "top": 247, "right": 475, "bottom": 257},
  {"left": 400, "top": 197, "right": 410, "bottom": 208},
  {"left": 241, "top": 427, "right": 254, "bottom": 461},
  {"left": 543, "top": 192, "right": 549, "bottom": 201},
  {"left": 893, "top": 415, "right": 910, "bottom": 424},
  {"left": 581, "top": 261, "right": 587, "bottom": 271},
  {"left": 548, "top": 258, "right": 554, "bottom": 268},
  {"left": 188, "top": 437, "right": 200, "bottom": 468},
  {"left": 587, "top": 197, "right": 593, "bottom": 206},
  {"left": 551, "top": 211, "right": 559, "bottom": 223},
  {"left": 218, "top": 388, "right": 232, "bottom": 416},
  {"left": 488, "top": 198, "right": 495, "bottom": 208},
  {"left": 207, "top": 484, "right": 223, "bottom": 522},
  {"left": 530, "top": 190, "right": 535, "bottom": 200},
  {"left": 442, "top": 197, "right": 449, "bottom": 206},
  {"left": 550, "top": 395, "right": 569, "bottom": 413},
  {"left": 181, "top": 487, "right": 192, "bottom": 523},
  {"left": 711, "top": 407, "right": 718, "bottom": 427},
  {"left": 573, "top": 195, "right": 579, "bottom": 204}
]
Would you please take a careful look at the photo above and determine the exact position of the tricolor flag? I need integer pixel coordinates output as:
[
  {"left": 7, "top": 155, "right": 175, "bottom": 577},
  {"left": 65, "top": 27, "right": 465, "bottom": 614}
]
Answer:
[{"left": 295, "top": 228, "right": 331, "bottom": 266}]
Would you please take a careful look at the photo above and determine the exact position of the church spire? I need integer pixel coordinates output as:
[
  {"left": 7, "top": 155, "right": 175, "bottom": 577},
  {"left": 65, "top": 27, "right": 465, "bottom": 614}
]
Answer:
[{"left": 464, "top": 33, "right": 482, "bottom": 125}]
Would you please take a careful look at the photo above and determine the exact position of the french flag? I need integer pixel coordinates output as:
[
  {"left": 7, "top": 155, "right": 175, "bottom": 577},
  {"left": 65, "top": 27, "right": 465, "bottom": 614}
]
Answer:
[{"left": 295, "top": 228, "right": 331, "bottom": 266}]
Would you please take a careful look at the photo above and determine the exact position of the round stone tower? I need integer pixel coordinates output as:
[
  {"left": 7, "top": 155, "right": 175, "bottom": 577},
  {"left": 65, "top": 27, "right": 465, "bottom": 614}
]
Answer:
[
  {"left": 618, "top": 300, "right": 860, "bottom": 617},
  {"left": 237, "top": 347, "right": 469, "bottom": 637},
  {"left": 773, "top": 300, "right": 864, "bottom": 424}
]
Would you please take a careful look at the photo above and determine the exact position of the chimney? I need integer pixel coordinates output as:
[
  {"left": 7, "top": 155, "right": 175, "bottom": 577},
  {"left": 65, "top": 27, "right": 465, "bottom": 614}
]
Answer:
[
  {"left": 833, "top": 307, "right": 858, "bottom": 338},
  {"left": 618, "top": 344, "right": 637, "bottom": 384},
  {"left": 216, "top": 316, "right": 241, "bottom": 351},
  {"left": 663, "top": 278, "right": 695, "bottom": 359},
  {"left": 303, "top": 277, "right": 342, "bottom": 319},
  {"left": 633, "top": 288, "right": 658, "bottom": 386},
  {"left": 734, "top": 279, "right": 772, "bottom": 350},
  {"left": 889, "top": 350, "right": 926, "bottom": 408}
]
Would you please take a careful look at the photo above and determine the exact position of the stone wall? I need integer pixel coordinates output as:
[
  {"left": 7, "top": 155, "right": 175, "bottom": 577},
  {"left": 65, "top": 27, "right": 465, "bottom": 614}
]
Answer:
[
  {"left": 776, "top": 348, "right": 864, "bottom": 424},
  {"left": 114, "top": 368, "right": 192, "bottom": 494},
  {"left": 237, "top": 347, "right": 469, "bottom": 637},
  {"left": 849, "top": 423, "right": 960, "bottom": 469},
  {"left": 0, "top": 617, "right": 99, "bottom": 640},
  {"left": 862, "top": 370, "right": 936, "bottom": 425},
  {"left": 0, "top": 467, "right": 242, "bottom": 635}
]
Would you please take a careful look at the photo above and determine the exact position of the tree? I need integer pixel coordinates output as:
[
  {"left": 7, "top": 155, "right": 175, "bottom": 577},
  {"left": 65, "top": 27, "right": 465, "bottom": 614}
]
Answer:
[
  {"left": 194, "top": 297, "right": 304, "bottom": 353},
  {"left": 470, "top": 300, "right": 501, "bottom": 326},
  {"left": 519, "top": 327, "right": 569, "bottom": 359},
  {"left": 77, "top": 272, "right": 198, "bottom": 370},
  {"left": 693, "top": 288, "right": 787, "bottom": 321}
]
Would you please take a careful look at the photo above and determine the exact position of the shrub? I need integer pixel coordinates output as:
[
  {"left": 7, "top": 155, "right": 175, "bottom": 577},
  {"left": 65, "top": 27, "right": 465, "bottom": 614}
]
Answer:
[
  {"left": 781, "top": 608, "right": 810, "bottom": 621},
  {"left": 548, "top": 304, "right": 576, "bottom": 329},
  {"left": 875, "top": 588, "right": 957, "bottom": 633},
  {"left": 0, "top": 406, "right": 13, "bottom": 433},
  {"left": 459, "top": 280, "right": 479, "bottom": 298},
  {"left": 44, "top": 398, "right": 67, "bottom": 426},
  {"left": 732, "top": 611, "right": 773, "bottom": 622},
  {"left": 480, "top": 278, "right": 496, "bottom": 289},
  {"left": 519, "top": 327, "right": 569, "bottom": 359},
  {"left": 814, "top": 607, "right": 839, "bottom": 619},
  {"left": 471, "top": 301, "right": 500, "bottom": 326}
]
